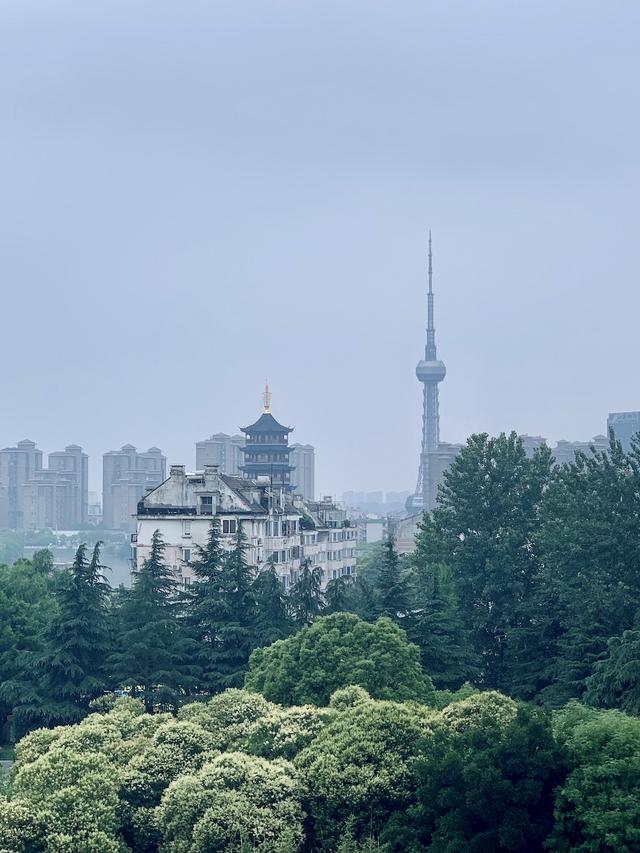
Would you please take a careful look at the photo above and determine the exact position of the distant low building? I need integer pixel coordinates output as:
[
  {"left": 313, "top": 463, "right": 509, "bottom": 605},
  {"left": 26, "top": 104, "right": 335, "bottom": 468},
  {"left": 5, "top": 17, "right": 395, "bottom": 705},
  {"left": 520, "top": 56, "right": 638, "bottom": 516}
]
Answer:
[
  {"left": 608, "top": 411, "right": 640, "bottom": 452},
  {"left": 88, "top": 491, "right": 102, "bottom": 526},
  {"left": 392, "top": 514, "right": 422, "bottom": 555},
  {"left": 354, "top": 514, "right": 386, "bottom": 545}
]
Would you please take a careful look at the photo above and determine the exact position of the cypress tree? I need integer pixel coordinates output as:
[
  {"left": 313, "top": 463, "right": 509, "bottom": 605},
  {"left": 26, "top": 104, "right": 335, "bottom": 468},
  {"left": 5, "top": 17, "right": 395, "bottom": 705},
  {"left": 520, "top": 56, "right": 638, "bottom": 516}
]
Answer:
[
  {"left": 206, "top": 523, "right": 259, "bottom": 691},
  {"left": 324, "top": 575, "right": 352, "bottom": 614},
  {"left": 30, "top": 542, "right": 112, "bottom": 726},
  {"left": 111, "top": 530, "right": 195, "bottom": 711},
  {"left": 374, "top": 535, "right": 412, "bottom": 624},
  {"left": 253, "top": 558, "right": 293, "bottom": 646},
  {"left": 187, "top": 518, "right": 225, "bottom": 689},
  {"left": 409, "top": 561, "right": 478, "bottom": 689},
  {"left": 289, "top": 558, "right": 324, "bottom": 626}
]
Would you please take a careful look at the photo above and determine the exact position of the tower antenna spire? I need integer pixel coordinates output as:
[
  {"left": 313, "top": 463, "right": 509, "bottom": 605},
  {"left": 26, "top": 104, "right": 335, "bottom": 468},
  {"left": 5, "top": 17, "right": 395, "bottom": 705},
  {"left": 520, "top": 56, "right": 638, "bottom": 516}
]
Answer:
[
  {"left": 425, "top": 230, "right": 436, "bottom": 360},
  {"left": 263, "top": 382, "right": 271, "bottom": 414}
]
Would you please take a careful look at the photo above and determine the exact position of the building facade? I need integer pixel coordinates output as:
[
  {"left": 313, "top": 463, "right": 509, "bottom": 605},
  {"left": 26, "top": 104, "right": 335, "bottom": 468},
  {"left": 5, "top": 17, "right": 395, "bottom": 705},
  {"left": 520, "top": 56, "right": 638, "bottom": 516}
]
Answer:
[
  {"left": 552, "top": 435, "right": 608, "bottom": 466},
  {"left": 103, "top": 444, "right": 166, "bottom": 531},
  {"left": 195, "top": 433, "right": 245, "bottom": 476},
  {"left": 22, "top": 445, "right": 88, "bottom": 530},
  {"left": 0, "top": 440, "right": 43, "bottom": 528},
  {"left": 134, "top": 464, "right": 355, "bottom": 589},
  {"left": 608, "top": 411, "right": 640, "bottom": 452},
  {"left": 290, "top": 444, "right": 315, "bottom": 501}
]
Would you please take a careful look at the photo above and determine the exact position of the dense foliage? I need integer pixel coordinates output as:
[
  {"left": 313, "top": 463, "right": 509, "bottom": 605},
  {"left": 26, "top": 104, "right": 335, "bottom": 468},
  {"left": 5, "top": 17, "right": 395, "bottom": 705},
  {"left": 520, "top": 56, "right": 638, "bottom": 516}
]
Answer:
[
  {"left": 1, "top": 429, "right": 640, "bottom": 849},
  {"left": 2, "top": 687, "right": 640, "bottom": 851},
  {"left": 245, "top": 612, "right": 435, "bottom": 706}
]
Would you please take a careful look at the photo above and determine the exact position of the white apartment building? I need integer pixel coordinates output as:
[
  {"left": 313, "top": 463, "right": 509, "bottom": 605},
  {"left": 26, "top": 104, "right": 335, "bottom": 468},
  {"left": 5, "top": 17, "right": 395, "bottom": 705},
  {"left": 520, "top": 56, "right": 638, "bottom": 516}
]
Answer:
[
  {"left": 295, "top": 495, "right": 357, "bottom": 583},
  {"left": 133, "top": 465, "right": 352, "bottom": 590}
]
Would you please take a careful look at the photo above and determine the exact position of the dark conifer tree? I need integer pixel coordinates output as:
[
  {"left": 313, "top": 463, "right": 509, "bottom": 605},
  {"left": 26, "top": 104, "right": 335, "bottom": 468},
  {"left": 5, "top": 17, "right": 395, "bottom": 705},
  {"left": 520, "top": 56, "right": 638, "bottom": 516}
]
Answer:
[
  {"left": 324, "top": 575, "right": 352, "bottom": 614},
  {"left": 110, "top": 530, "right": 195, "bottom": 711},
  {"left": 253, "top": 558, "right": 293, "bottom": 646},
  {"left": 206, "top": 523, "right": 259, "bottom": 691},
  {"left": 374, "top": 535, "right": 412, "bottom": 624},
  {"left": 25, "top": 542, "right": 112, "bottom": 726},
  {"left": 187, "top": 518, "right": 225, "bottom": 689},
  {"left": 409, "top": 561, "right": 478, "bottom": 689},
  {"left": 290, "top": 558, "right": 324, "bottom": 626}
]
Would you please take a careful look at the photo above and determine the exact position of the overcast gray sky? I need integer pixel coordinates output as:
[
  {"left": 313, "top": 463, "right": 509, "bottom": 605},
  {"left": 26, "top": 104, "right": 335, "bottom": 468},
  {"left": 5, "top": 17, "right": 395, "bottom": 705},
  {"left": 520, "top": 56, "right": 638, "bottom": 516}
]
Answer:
[{"left": 1, "top": 1, "right": 639, "bottom": 497}]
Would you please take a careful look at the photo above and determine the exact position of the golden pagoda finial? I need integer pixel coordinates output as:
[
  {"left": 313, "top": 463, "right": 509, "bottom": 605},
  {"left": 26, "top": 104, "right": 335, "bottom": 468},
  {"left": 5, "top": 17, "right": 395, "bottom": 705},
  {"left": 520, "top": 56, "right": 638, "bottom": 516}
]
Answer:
[{"left": 263, "top": 382, "right": 271, "bottom": 414}]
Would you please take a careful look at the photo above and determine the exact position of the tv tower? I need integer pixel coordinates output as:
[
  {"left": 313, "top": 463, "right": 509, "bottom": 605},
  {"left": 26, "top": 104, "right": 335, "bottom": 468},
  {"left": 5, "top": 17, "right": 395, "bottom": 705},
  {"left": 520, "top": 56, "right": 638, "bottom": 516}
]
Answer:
[{"left": 411, "top": 231, "right": 446, "bottom": 511}]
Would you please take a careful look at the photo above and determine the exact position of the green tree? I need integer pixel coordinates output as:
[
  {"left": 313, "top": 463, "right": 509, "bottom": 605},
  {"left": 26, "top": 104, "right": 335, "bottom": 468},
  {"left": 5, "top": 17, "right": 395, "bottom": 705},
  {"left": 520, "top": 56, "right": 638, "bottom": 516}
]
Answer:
[
  {"left": 253, "top": 560, "right": 293, "bottom": 646},
  {"left": 534, "top": 438, "right": 640, "bottom": 706},
  {"left": 374, "top": 535, "right": 412, "bottom": 623},
  {"left": 187, "top": 518, "right": 225, "bottom": 690},
  {"left": 548, "top": 703, "right": 640, "bottom": 852},
  {"left": 289, "top": 558, "right": 324, "bottom": 626},
  {"left": 0, "top": 530, "right": 25, "bottom": 566},
  {"left": 324, "top": 575, "right": 352, "bottom": 614},
  {"left": 296, "top": 697, "right": 439, "bottom": 846},
  {"left": 205, "top": 524, "right": 259, "bottom": 691},
  {"left": 245, "top": 612, "right": 435, "bottom": 706},
  {"left": 0, "top": 556, "right": 56, "bottom": 738},
  {"left": 418, "top": 432, "right": 554, "bottom": 691},
  {"left": 157, "top": 751, "right": 305, "bottom": 852},
  {"left": 382, "top": 692, "right": 566, "bottom": 852},
  {"left": 11, "top": 543, "right": 112, "bottom": 730},
  {"left": 110, "top": 529, "right": 195, "bottom": 711},
  {"left": 409, "top": 561, "right": 479, "bottom": 690},
  {"left": 584, "top": 628, "right": 640, "bottom": 715}
]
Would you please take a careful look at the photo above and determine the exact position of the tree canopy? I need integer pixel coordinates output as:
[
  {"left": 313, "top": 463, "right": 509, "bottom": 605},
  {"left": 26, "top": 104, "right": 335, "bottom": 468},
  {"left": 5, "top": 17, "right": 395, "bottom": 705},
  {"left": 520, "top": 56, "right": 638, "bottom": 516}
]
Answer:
[{"left": 244, "top": 612, "right": 436, "bottom": 706}]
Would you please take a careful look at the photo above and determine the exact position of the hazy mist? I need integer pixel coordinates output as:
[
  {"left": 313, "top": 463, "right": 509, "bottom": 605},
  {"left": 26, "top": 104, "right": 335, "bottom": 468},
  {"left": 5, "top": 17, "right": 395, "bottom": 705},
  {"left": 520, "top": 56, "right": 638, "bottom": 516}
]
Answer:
[{"left": 1, "top": 1, "right": 638, "bottom": 496}]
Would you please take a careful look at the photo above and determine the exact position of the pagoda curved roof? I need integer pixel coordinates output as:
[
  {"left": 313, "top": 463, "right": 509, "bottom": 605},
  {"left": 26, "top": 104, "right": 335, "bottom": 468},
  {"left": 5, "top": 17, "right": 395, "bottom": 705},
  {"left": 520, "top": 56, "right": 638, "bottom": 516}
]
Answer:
[{"left": 241, "top": 412, "right": 293, "bottom": 434}]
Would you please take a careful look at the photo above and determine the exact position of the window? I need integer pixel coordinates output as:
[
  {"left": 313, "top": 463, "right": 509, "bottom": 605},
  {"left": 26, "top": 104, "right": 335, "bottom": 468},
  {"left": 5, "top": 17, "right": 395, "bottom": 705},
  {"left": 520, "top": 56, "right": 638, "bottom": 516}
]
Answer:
[
  {"left": 222, "top": 519, "right": 237, "bottom": 535},
  {"left": 182, "top": 520, "right": 192, "bottom": 537},
  {"left": 182, "top": 548, "right": 191, "bottom": 562},
  {"left": 200, "top": 496, "right": 213, "bottom": 515}
]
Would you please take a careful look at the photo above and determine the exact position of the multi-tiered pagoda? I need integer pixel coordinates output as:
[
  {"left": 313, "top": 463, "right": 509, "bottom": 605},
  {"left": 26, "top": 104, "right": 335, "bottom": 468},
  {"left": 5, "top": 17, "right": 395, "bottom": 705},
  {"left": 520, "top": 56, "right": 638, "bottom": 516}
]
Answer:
[{"left": 239, "top": 385, "right": 295, "bottom": 491}]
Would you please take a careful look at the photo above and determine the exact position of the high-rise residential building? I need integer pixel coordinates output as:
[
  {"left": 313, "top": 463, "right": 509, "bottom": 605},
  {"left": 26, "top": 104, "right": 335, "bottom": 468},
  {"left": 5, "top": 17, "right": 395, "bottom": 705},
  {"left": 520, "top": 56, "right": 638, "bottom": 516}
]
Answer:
[
  {"left": 520, "top": 435, "right": 547, "bottom": 458},
  {"left": 607, "top": 411, "right": 640, "bottom": 452},
  {"left": 195, "top": 433, "right": 245, "bottom": 475},
  {"left": 22, "top": 445, "right": 88, "bottom": 529},
  {"left": 48, "top": 444, "right": 88, "bottom": 526},
  {"left": 0, "top": 441, "right": 88, "bottom": 530},
  {"left": 103, "top": 445, "right": 166, "bottom": 531},
  {"left": 0, "top": 439, "right": 43, "bottom": 528},
  {"left": 409, "top": 233, "right": 449, "bottom": 513},
  {"left": 290, "top": 444, "right": 315, "bottom": 501},
  {"left": 553, "top": 435, "right": 608, "bottom": 466},
  {"left": 239, "top": 386, "right": 295, "bottom": 491}
]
